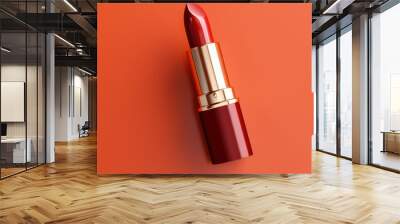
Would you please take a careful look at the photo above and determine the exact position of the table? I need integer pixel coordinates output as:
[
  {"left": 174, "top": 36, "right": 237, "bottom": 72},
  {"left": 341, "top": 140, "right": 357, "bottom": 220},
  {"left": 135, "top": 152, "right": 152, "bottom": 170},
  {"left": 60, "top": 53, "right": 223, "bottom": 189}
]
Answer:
[
  {"left": 1, "top": 138, "right": 32, "bottom": 164},
  {"left": 382, "top": 131, "right": 400, "bottom": 154}
]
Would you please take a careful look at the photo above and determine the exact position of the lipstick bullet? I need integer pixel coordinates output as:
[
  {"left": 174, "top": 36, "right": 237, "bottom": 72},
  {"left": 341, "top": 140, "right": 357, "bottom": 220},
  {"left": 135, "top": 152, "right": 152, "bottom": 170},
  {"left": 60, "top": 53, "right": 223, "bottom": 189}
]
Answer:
[{"left": 184, "top": 3, "right": 253, "bottom": 164}]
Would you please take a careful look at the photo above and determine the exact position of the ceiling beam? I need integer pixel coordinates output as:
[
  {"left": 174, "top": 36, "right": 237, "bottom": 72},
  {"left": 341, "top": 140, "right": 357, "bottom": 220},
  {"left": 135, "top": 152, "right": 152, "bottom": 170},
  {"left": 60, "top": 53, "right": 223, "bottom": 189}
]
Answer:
[
  {"left": 67, "top": 13, "right": 97, "bottom": 42},
  {"left": 55, "top": 55, "right": 96, "bottom": 70},
  {"left": 322, "top": 0, "right": 356, "bottom": 14},
  {"left": 312, "top": 15, "right": 335, "bottom": 33}
]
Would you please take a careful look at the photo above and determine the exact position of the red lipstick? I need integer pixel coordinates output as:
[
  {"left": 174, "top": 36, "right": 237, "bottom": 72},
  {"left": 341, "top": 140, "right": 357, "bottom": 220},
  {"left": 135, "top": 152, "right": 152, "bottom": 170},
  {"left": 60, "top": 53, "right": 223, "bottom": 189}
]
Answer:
[
  {"left": 184, "top": 3, "right": 253, "bottom": 164},
  {"left": 184, "top": 4, "right": 214, "bottom": 48}
]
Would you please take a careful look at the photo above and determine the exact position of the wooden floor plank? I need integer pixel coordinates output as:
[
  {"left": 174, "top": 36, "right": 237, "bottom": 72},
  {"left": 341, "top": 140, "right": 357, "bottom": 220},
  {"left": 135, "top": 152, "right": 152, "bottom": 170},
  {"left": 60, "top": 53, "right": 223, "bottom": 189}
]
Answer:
[{"left": 1, "top": 135, "right": 400, "bottom": 223}]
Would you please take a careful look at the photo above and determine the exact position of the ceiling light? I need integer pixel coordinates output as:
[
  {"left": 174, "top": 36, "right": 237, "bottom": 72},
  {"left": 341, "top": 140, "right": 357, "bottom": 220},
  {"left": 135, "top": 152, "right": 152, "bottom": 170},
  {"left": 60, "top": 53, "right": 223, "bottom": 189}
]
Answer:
[
  {"left": 76, "top": 48, "right": 86, "bottom": 56},
  {"left": 77, "top": 67, "right": 93, "bottom": 76},
  {"left": 63, "top": 0, "right": 78, "bottom": 12},
  {"left": 54, "top": 34, "right": 75, "bottom": 48},
  {"left": 1, "top": 47, "right": 11, "bottom": 53}
]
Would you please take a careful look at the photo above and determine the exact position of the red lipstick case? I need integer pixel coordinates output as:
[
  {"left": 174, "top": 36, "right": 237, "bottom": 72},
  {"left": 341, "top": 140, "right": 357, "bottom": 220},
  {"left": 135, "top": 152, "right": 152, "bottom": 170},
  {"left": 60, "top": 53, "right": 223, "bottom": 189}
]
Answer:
[
  {"left": 185, "top": 4, "right": 253, "bottom": 164},
  {"left": 189, "top": 43, "right": 253, "bottom": 164}
]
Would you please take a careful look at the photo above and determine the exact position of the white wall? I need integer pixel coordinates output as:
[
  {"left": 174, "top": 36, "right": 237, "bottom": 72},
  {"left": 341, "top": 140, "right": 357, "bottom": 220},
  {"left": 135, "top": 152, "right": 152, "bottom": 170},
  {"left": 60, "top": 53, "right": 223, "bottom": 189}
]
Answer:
[
  {"left": 72, "top": 73, "right": 89, "bottom": 138},
  {"left": 55, "top": 67, "right": 70, "bottom": 141},
  {"left": 55, "top": 67, "right": 89, "bottom": 141}
]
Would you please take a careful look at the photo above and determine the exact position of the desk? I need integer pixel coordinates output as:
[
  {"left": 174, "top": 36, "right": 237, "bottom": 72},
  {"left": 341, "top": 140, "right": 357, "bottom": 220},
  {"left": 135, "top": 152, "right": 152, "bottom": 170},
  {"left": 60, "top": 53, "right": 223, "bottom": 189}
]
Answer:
[
  {"left": 382, "top": 131, "right": 400, "bottom": 154},
  {"left": 1, "top": 138, "right": 31, "bottom": 164}
]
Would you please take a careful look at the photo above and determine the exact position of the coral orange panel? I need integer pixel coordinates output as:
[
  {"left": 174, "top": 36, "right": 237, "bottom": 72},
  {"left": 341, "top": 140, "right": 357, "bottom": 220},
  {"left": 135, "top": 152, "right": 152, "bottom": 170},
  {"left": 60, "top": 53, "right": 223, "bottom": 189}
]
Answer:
[{"left": 97, "top": 3, "right": 312, "bottom": 174}]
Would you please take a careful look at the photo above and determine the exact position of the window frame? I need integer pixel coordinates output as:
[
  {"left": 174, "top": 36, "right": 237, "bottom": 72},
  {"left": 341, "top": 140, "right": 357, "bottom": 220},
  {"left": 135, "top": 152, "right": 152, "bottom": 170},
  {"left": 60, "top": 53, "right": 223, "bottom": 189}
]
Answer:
[{"left": 315, "top": 24, "right": 353, "bottom": 160}]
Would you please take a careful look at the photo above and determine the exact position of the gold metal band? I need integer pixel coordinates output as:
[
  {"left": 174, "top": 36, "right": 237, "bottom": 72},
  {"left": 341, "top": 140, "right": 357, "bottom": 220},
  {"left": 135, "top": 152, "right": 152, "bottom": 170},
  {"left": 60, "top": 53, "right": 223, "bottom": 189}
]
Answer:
[{"left": 190, "top": 43, "right": 237, "bottom": 111}]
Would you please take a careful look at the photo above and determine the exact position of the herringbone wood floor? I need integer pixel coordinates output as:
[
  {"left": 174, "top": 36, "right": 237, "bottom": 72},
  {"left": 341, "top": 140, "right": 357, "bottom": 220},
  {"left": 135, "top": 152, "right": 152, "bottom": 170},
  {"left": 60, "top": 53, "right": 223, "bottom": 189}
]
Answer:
[{"left": 1, "top": 135, "right": 400, "bottom": 224}]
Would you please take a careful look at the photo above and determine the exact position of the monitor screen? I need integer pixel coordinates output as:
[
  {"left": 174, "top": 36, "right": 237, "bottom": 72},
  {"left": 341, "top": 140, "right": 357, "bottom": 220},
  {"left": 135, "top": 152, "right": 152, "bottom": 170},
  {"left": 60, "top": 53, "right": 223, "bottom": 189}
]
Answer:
[{"left": 1, "top": 123, "right": 7, "bottom": 137}]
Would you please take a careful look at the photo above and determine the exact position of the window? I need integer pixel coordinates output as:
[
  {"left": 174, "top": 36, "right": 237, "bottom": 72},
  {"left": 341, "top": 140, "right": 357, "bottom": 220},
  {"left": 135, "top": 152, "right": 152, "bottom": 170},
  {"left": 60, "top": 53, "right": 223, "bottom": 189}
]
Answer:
[
  {"left": 370, "top": 3, "right": 400, "bottom": 171},
  {"left": 317, "top": 35, "right": 337, "bottom": 154},
  {"left": 339, "top": 27, "right": 352, "bottom": 158}
]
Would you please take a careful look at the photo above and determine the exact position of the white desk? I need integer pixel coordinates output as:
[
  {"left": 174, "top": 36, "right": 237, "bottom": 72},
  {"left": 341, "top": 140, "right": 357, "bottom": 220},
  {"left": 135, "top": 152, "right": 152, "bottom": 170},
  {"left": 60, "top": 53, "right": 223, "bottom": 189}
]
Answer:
[{"left": 1, "top": 138, "right": 31, "bottom": 163}]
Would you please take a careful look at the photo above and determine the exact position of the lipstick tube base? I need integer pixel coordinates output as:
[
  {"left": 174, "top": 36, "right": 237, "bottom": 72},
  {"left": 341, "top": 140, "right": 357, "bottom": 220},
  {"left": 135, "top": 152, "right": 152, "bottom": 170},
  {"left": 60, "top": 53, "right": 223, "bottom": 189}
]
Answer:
[{"left": 199, "top": 102, "right": 253, "bottom": 164}]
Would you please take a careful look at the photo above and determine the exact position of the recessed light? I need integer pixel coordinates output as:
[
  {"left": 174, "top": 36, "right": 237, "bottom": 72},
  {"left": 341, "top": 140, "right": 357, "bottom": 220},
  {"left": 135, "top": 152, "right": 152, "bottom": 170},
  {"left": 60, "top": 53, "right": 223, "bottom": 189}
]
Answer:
[
  {"left": 54, "top": 34, "right": 75, "bottom": 48},
  {"left": 63, "top": 0, "right": 78, "bottom": 12},
  {"left": 77, "top": 67, "right": 93, "bottom": 76},
  {"left": 1, "top": 47, "right": 11, "bottom": 53}
]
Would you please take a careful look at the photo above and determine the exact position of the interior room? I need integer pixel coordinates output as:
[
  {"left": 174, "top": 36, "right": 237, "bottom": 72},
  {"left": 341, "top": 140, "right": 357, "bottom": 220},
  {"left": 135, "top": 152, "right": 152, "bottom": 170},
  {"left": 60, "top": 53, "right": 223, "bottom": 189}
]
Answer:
[
  {"left": 0, "top": 0, "right": 400, "bottom": 223},
  {"left": 0, "top": 25, "right": 46, "bottom": 178}
]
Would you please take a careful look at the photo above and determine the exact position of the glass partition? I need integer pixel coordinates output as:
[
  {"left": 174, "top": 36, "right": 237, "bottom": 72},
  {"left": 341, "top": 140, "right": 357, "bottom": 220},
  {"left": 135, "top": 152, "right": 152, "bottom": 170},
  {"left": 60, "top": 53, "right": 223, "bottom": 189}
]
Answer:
[
  {"left": 0, "top": 1, "right": 46, "bottom": 179},
  {"left": 27, "top": 31, "right": 38, "bottom": 169},
  {"left": 1, "top": 31, "right": 28, "bottom": 177},
  {"left": 38, "top": 32, "right": 46, "bottom": 165},
  {"left": 26, "top": 0, "right": 44, "bottom": 169}
]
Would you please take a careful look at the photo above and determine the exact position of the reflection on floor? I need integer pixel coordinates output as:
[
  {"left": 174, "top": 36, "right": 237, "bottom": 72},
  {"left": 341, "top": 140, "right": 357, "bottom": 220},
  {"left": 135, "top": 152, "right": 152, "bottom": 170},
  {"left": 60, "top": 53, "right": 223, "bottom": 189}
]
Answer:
[
  {"left": 0, "top": 167, "right": 25, "bottom": 178},
  {"left": 0, "top": 135, "right": 400, "bottom": 223},
  {"left": 0, "top": 163, "right": 42, "bottom": 179},
  {"left": 341, "top": 147, "right": 352, "bottom": 158},
  {"left": 373, "top": 150, "right": 400, "bottom": 170}
]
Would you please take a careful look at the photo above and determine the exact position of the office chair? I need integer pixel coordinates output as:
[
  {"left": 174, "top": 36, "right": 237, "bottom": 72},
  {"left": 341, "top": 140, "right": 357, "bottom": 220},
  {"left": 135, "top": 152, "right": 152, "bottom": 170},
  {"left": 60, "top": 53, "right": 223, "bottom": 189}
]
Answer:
[{"left": 79, "top": 121, "right": 90, "bottom": 138}]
